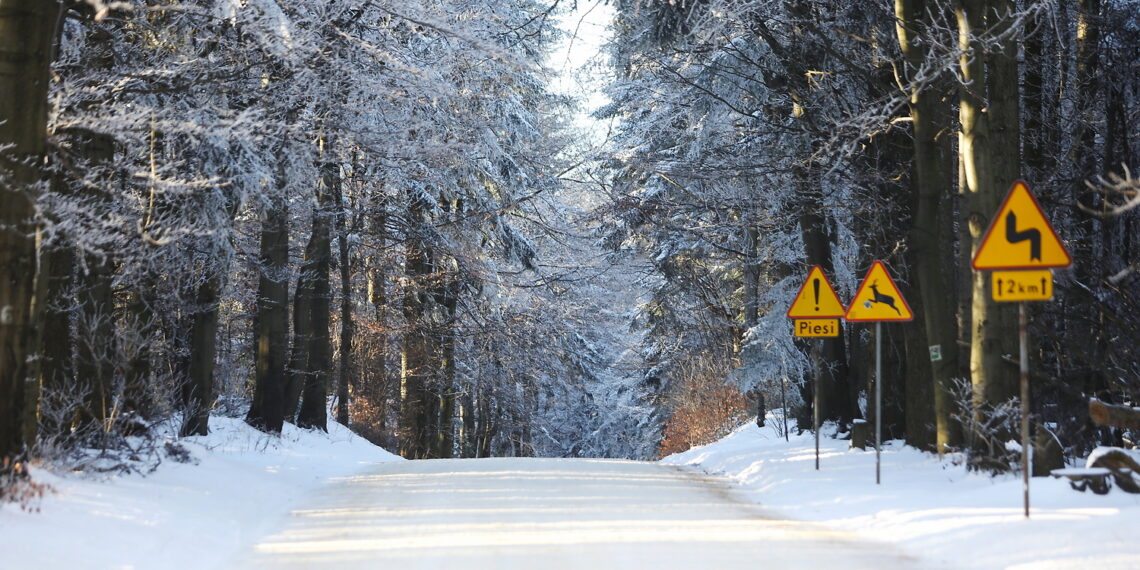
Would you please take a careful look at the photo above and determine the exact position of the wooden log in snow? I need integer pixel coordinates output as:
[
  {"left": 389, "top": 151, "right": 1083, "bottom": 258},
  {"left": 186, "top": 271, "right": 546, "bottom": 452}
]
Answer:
[{"left": 1089, "top": 399, "right": 1140, "bottom": 430}]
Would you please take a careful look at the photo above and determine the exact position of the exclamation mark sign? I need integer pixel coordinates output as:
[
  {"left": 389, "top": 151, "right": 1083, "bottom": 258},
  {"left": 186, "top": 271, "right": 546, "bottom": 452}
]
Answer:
[{"left": 813, "top": 278, "right": 820, "bottom": 311}]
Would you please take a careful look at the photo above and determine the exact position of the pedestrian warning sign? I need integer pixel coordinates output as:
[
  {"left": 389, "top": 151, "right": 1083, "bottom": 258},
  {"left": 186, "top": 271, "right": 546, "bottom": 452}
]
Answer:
[
  {"left": 972, "top": 181, "right": 1072, "bottom": 270},
  {"left": 794, "top": 318, "right": 840, "bottom": 337},
  {"left": 787, "top": 266, "right": 846, "bottom": 318},
  {"left": 845, "top": 261, "right": 913, "bottom": 322}
]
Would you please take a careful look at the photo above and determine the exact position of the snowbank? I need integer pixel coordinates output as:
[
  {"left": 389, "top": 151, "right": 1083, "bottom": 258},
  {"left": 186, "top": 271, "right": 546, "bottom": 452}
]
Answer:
[
  {"left": 663, "top": 418, "right": 1140, "bottom": 569},
  {"left": 0, "top": 417, "right": 401, "bottom": 568}
]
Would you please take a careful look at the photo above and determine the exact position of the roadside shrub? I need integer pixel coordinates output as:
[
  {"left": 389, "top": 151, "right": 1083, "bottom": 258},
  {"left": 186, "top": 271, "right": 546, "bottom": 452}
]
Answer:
[{"left": 658, "top": 365, "right": 749, "bottom": 457}]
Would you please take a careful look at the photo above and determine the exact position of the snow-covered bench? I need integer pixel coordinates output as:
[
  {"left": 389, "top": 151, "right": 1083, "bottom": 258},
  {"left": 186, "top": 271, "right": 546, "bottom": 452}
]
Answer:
[
  {"left": 1050, "top": 467, "right": 1113, "bottom": 494},
  {"left": 1051, "top": 447, "right": 1140, "bottom": 494}
]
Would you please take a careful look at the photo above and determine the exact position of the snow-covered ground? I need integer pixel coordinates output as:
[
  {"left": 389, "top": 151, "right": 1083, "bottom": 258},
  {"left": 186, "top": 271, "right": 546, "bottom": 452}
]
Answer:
[
  {"left": 0, "top": 417, "right": 402, "bottom": 568},
  {"left": 663, "top": 418, "right": 1140, "bottom": 569},
  {"left": 4, "top": 413, "right": 1139, "bottom": 568}
]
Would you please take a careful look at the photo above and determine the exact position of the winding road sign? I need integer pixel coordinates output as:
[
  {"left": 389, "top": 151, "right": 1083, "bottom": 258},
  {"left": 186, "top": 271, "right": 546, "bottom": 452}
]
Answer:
[
  {"left": 972, "top": 181, "right": 1072, "bottom": 270},
  {"left": 845, "top": 261, "right": 913, "bottom": 322}
]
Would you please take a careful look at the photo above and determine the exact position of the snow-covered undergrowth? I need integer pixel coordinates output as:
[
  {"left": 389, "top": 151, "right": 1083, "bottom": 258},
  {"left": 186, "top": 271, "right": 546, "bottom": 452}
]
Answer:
[
  {"left": 663, "top": 416, "right": 1140, "bottom": 569},
  {"left": 0, "top": 417, "right": 401, "bottom": 568}
]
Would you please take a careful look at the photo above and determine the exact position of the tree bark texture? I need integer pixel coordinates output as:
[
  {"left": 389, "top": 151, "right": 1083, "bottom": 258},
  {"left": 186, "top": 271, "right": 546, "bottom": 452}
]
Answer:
[
  {"left": 283, "top": 258, "right": 313, "bottom": 423},
  {"left": 797, "top": 178, "right": 852, "bottom": 425},
  {"left": 743, "top": 224, "right": 761, "bottom": 330},
  {"left": 1070, "top": 0, "right": 1108, "bottom": 401},
  {"left": 296, "top": 160, "right": 335, "bottom": 432},
  {"left": 364, "top": 193, "right": 394, "bottom": 444},
  {"left": 37, "top": 238, "right": 74, "bottom": 436},
  {"left": 246, "top": 197, "right": 289, "bottom": 433},
  {"left": 400, "top": 232, "right": 435, "bottom": 459},
  {"left": 335, "top": 180, "right": 353, "bottom": 427},
  {"left": 122, "top": 286, "right": 156, "bottom": 418},
  {"left": 0, "top": 0, "right": 62, "bottom": 461},
  {"left": 475, "top": 378, "right": 496, "bottom": 458},
  {"left": 957, "top": 0, "right": 1019, "bottom": 425},
  {"left": 433, "top": 265, "right": 459, "bottom": 458},
  {"left": 181, "top": 273, "right": 221, "bottom": 437},
  {"left": 897, "top": 0, "right": 962, "bottom": 452},
  {"left": 72, "top": 132, "right": 117, "bottom": 434},
  {"left": 900, "top": 269, "right": 936, "bottom": 449}
]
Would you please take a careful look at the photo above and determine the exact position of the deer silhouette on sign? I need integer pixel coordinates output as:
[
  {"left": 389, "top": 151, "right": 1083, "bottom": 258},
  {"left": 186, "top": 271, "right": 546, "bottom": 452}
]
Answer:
[{"left": 865, "top": 280, "right": 902, "bottom": 315}]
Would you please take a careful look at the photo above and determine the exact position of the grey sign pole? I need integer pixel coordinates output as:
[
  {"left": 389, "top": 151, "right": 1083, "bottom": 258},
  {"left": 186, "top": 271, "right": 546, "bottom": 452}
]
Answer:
[
  {"left": 815, "top": 363, "right": 821, "bottom": 470},
  {"left": 781, "top": 376, "right": 788, "bottom": 442},
  {"left": 875, "top": 321, "right": 882, "bottom": 485},
  {"left": 1019, "top": 302, "right": 1030, "bottom": 517}
]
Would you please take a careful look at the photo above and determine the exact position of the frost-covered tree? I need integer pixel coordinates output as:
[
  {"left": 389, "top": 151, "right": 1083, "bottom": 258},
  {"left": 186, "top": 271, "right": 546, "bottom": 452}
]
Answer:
[
  {"left": 600, "top": 0, "right": 906, "bottom": 450},
  {"left": 597, "top": 0, "right": 1140, "bottom": 467}
]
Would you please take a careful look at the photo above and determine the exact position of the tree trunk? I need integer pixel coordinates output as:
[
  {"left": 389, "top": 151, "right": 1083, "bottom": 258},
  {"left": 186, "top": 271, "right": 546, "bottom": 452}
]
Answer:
[
  {"left": 475, "top": 379, "right": 496, "bottom": 458},
  {"left": 0, "top": 0, "right": 62, "bottom": 462},
  {"left": 743, "top": 224, "right": 761, "bottom": 329},
  {"left": 296, "top": 158, "right": 335, "bottom": 432},
  {"left": 335, "top": 178, "right": 353, "bottom": 427},
  {"left": 400, "top": 234, "right": 434, "bottom": 458},
  {"left": 366, "top": 195, "right": 392, "bottom": 443},
  {"left": 982, "top": 0, "right": 1021, "bottom": 404},
  {"left": 797, "top": 173, "right": 852, "bottom": 425},
  {"left": 283, "top": 261, "right": 313, "bottom": 423},
  {"left": 901, "top": 269, "right": 935, "bottom": 449},
  {"left": 72, "top": 131, "right": 117, "bottom": 436},
  {"left": 122, "top": 121, "right": 165, "bottom": 421},
  {"left": 433, "top": 265, "right": 459, "bottom": 458},
  {"left": 1022, "top": 5, "right": 1049, "bottom": 179},
  {"left": 181, "top": 273, "right": 221, "bottom": 437},
  {"left": 122, "top": 286, "right": 155, "bottom": 419},
  {"left": 459, "top": 387, "right": 475, "bottom": 458},
  {"left": 75, "top": 251, "right": 117, "bottom": 435},
  {"left": 1069, "top": 0, "right": 1107, "bottom": 402},
  {"left": 897, "top": 0, "right": 962, "bottom": 452},
  {"left": 246, "top": 196, "right": 289, "bottom": 433},
  {"left": 37, "top": 237, "right": 74, "bottom": 437},
  {"left": 366, "top": 260, "right": 392, "bottom": 441},
  {"left": 957, "top": 0, "right": 1019, "bottom": 434}
]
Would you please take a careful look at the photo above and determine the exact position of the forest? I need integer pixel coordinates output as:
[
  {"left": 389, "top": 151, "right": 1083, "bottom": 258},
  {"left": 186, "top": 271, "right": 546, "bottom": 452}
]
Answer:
[{"left": 0, "top": 0, "right": 1137, "bottom": 488}]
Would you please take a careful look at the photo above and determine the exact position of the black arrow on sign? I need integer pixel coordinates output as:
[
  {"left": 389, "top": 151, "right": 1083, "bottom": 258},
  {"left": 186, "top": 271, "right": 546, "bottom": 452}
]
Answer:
[{"left": 1005, "top": 212, "right": 1041, "bottom": 261}]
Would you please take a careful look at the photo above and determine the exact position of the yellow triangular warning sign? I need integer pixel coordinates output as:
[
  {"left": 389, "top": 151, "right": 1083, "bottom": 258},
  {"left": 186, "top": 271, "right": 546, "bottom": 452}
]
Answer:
[
  {"left": 972, "top": 181, "right": 1072, "bottom": 270},
  {"left": 787, "top": 266, "right": 846, "bottom": 318},
  {"left": 845, "top": 261, "right": 913, "bottom": 322}
]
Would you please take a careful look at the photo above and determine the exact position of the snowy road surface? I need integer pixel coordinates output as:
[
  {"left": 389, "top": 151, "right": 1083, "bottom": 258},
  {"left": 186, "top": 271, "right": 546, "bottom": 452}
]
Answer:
[{"left": 237, "top": 457, "right": 921, "bottom": 569}]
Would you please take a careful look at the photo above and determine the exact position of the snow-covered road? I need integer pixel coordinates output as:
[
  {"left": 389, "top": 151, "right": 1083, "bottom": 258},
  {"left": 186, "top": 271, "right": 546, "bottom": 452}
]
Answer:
[{"left": 237, "top": 457, "right": 921, "bottom": 569}]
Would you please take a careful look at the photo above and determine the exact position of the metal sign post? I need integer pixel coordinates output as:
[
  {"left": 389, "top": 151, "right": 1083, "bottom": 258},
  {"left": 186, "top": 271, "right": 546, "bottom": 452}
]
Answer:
[
  {"left": 787, "top": 266, "right": 846, "bottom": 466},
  {"left": 846, "top": 261, "right": 913, "bottom": 485},
  {"left": 972, "top": 180, "right": 1073, "bottom": 519},
  {"left": 875, "top": 321, "right": 882, "bottom": 485},
  {"left": 1019, "top": 302, "right": 1030, "bottom": 517},
  {"left": 781, "top": 376, "right": 788, "bottom": 442},
  {"left": 814, "top": 371, "right": 820, "bottom": 470}
]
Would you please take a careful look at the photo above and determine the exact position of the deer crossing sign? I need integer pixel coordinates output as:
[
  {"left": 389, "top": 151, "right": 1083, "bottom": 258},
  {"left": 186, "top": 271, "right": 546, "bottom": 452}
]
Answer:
[{"left": 845, "top": 261, "right": 913, "bottom": 322}]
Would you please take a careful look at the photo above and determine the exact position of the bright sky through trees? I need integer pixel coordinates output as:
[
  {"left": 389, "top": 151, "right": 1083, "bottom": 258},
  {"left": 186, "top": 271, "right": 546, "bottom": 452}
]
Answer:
[{"left": 554, "top": 1, "right": 614, "bottom": 138}]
